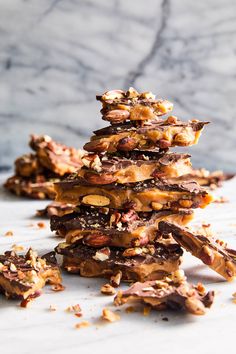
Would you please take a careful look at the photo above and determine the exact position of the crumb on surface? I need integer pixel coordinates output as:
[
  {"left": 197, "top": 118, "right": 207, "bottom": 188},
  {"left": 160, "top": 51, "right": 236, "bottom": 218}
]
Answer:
[
  {"left": 11, "top": 244, "right": 25, "bottom": 252},
  {"left": 143, "top": 306, "right": 151, "bottom": 316},
  {"left": 101, "top": 308, "right": 120, "bottom": 322},
  {"left": 49, "top": 304, "right": 57, "bottom": 311},
  {"left": 37, "top": 222, "right": 46, "bottom": 228},
  {"left": 5, "top": 231, "right": 13, "bottom": 237},
  {"left": 51, "top": 284, "right": 65, "bottom": 292},
  {"left": 75, "top": 321, "right": 90, "bottom": 329}
]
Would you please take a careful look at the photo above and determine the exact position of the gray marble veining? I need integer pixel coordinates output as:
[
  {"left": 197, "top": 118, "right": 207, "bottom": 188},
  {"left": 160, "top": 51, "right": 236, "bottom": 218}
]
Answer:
[{"left": 0, "top": 0, "right": 236, "bottom": 171}]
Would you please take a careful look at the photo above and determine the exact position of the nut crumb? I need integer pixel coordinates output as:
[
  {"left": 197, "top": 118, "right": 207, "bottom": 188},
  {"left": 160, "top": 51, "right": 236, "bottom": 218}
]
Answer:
[
  {"left": 66, "top": 304, "right": 82, "bottom": 313},
  {"left": 37, "top": 222, "right": 46, "bottom": 228},
  {"left": 101, "top": 283, "right": 116, "bottom": 295},
  {"left": 101, "top": 308, "right": 120, "bottom": 322},
  {"left": 125, "top": 306, "right": 135, "bottom": 313},
  {"left": 49, "top": 305, "right": 57, "bottom": 311},
  {"left": 5, "top": 231, "right": 13, "bottom": 237},
  {"left": 51, "top": 284, "right": 65, "bottom": 292},
  {"left": 75, "top": 321, "right": 90, "bottom": 329},
  {"left": 162, "top": 317, "right": 169, "bottom": 321},
  {"left": 143, "top": 306, "right": 151, "bottom": 316}
]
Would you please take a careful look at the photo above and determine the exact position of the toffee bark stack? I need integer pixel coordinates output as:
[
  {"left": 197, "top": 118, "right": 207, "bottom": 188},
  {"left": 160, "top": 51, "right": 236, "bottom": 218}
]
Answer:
[
  {"left": 53, "top": 88, "right": 213, "bottom": 283},
  {"left": 5, "top": 135, "right": 83, "bottom": 200}
]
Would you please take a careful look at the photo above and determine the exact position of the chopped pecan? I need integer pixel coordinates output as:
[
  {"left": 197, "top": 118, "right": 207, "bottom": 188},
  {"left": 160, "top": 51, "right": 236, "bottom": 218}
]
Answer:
[
  {"left": 83, "top": 233, "right": 111, "bottom": 247},
  {"left": 110, "top": 271, "right": 122, "bottom": 288},
  {"left": 103, "top": 109, "right": 130, "bottom": 124},
  {"left": 199, "top": 246, "right": 214, "bottom": 265},
  {"left": 117, "top": 137, "right": 137, "bottom": 151},
  {"left": 101, "top": 283, "right": 116, "bottom": 295},
  {"left": 159, "top": 139, "right": 171, "bottom": 149},
  {"left": 102, "top": 90, "right": 125, "bottom": 100}
]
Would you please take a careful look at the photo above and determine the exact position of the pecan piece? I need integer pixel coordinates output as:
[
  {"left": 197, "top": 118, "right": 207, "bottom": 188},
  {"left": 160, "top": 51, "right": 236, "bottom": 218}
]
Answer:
[
  {"left": 159, "top": 139, "right": 171, "bottom": 149},
  {"left": 117, "top": 137, "right": 137, "bottom": 151},
  {"left": 103, "top": 109, "right": 130, "bottom": 124},
  {"left": 83, "top": 233, "right": 111, "bottom": 247},
  {"left": 199, "top": 246, "right": 214, "bottom": 265},
  {"left": 121, "top": 210, "right": 139, "bottom": 223},
  {"left": 84, "top": 140, "right": 109, "bottom": 153},
  {"left": 101, "top": 283, "right": 116, "bottom": 295},
  {"left": 110, "top": 271, "right": 122, "bottom": 288}
]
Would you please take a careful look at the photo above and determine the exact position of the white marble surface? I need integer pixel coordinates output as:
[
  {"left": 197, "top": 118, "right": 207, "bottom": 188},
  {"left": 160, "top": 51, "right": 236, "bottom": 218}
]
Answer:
[
  {"left": 1, "top": 172, "right": 236, "bottom": 354},
  {"left": 0, "top": 0, "right": 236, "bottom": 171}
]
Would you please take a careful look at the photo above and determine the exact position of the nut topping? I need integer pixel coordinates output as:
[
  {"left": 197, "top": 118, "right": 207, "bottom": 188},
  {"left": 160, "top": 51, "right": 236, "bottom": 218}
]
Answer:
[
  {"left": 81, "top": 195, "right": 110, "bottom": 207},
  {"left": 117, "top": 137, "right": 137, "bottom": 151},
  {"left": 83, "top": 233, "right": 111, "bottom": 247},
  {"left": 103, "top": 110, "right": 130, "bottom": 124},
  {"left": 110, "top": 271, "right": 122, "bottom": 287}
]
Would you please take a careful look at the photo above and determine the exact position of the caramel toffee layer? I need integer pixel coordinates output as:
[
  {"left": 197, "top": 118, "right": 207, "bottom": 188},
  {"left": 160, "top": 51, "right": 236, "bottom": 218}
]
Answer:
[
  {"left": 159, "top": 221, "right": 236, "bottom": 281},
  {"left": 55, "top": 242, "right": 183, "bottom": 282},
  {"left": 15, "top": 153, "right": 44, "bottom": 177},
  {"left": 80, "top": 151, "right": 192, "bottom": 184},
  {"left": 4, "top": 175, "right": 58, "bottom": 199},
  {"left": 37, "top": 202, "right": 75, "bottom": 218},
  {"left": 51, "top": 207, "right": 194, "bottom": 248},
  {"left": 84, "top": 119, "right": 208, "bottom": 153},
  {"left": 55, "top": 178, "right": 213, "bottom": 212},
  {"left": 97, "top": 88, "right": 173, "bottom": 123},
  {"left": 0, "top": 249, "right": 61, "bottom": 300},
  {"left": 114, "top": 272, "right": 214, "bottom": 315},
  {"left": 30, "top": 134, "right": 83, "bottom": 176}
]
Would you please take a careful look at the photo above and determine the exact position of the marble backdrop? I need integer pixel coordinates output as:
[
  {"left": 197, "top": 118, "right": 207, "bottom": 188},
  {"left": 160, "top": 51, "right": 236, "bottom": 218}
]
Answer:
[{"left": 0, "top": 0, "right": 236, "bottom": 171}]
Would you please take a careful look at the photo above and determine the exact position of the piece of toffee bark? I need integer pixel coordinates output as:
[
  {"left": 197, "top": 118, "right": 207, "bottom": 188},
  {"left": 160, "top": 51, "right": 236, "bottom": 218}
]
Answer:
[
  {"left": 37, "top": 202, "right": 75, "bottom": 217},
  {"left": 0, "top": 249, "right": 62, "bottom": 301},
  {"left": 114, "top": 270, "right": 214, "bottom": 315},
  {"left": 55, "top": 241, "right": 183, "bottom": 282},
  {"left": 15, "top": 153, "right": 44, "bottom": 177},
  {"left": 97, "top": 88, "right": 173, "bottom": 123},
  {"left": 79, "top": 151, "right": 192, "bottom": 184},
  {"left": 84, "top": 118, "right": 208, "bottom": 153},
  {"left": 159, "top": 221, "right": 236, "bottom": 281},
  {"left": 30, "top": 134, "right": 84, "bottom": 176},
  {"left": 51, "top": 206, "right": 194, "bottom": 248},
  {"left": 54, "top": 178, "right": 213, "bottom": 212},
  {"left": 4, "top": 175, "right": 58, "bottom": 199}
]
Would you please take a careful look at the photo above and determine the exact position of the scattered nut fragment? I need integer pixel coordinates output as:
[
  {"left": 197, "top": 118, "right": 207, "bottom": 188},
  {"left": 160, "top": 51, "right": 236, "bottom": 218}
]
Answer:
[
  {"left": 122, "top": 247, "right": 143, "bottom": 257},
  {"left": 37, "top": 222, "right": 46, "bottom": 229},
  {"left": 143, "top": 306, "right": 151, "bottom": 316},
  {"left": 101, "top": 308, "right": 120, "bottom": 322},
  {"left": 66, "top": 304, "right": 82, "bottom": 313},
  {"left": 126, "top": 87, "right": 139, "bottom": 98},
  {"left": 110, "top": 271, "right": 122, "bottom": 288},
  {"left": 49, "top": 304, "right": 57, "bottom": 311},
  {"left": 82, "top": 194, "right": 110, "bottom": 207},
  {"left": 101, "top": 283, "right": 116, "bottom": 296},
  {"left": 185, "top": 297, "right": 206, "bottom": 315},
  {"left": 51, "top": 284, "right": 65, "bottom": 292},
  {"left": 199, "top": 246, "right": 214, "bottom": 266},
  {"left": 75, "top": 321, "right": 90, "bottom": 329},
  {"left": 125, "top": 306, "right": 135, "bottom": 313},
  {"left": 5, "top": 231, "right": 13, "bottom": 237}
]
